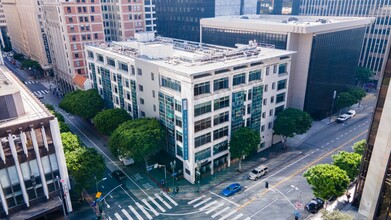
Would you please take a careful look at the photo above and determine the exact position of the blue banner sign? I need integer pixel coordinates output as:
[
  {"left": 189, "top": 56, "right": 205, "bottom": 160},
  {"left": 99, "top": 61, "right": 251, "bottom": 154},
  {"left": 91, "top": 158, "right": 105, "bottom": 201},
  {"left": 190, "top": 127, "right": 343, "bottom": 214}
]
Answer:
[{"left": 182, "top": 99, "right": 188, "bottom": 160}]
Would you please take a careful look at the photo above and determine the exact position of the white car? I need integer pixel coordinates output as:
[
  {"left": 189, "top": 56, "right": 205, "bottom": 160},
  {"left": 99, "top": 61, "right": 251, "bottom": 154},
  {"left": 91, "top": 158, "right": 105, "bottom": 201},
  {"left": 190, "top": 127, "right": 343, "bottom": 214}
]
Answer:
[
  {"left": 119, "top": 155, "right": 134, "bottom": 166},
  {"left": 336, "top": 114, "right": 350, "bottom": 123},
  {"left": 346, "top": 110, "right": 356, "bottom": 117}
]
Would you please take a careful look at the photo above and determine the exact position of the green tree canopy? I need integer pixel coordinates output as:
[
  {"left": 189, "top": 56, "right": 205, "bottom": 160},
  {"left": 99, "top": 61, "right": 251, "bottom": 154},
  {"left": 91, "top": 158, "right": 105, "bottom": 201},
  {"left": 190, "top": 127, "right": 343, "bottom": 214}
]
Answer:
[
  {"left": 59, "top": 121, "right": 70, "bottom": 133},
  {"left": 355, "top": 67, "right": 373, "bottom": 85},
  {"left": 229, "top": 127, "right": 261, "bottom": 171},
  {"left": 61, "top": 132, "right": 82, "bottom": 153},
  {"left": 336, "top": 92, "right": 356, "bottom": 109},
  {"left": 109, "top": 118, "right": 166, "bottom": 165},
  {"left": 13, "top": 53, "right": 24, "bottom": 61},
  {"left": 352, "top": 139, "right": 366, "bottom": 155},
  {"left": 348, "top": 87, "right": 366, "bottom": 106},
  {"left": 45, "top": 104, "right": 55, "bottom": 111},
  {"left": 273, "top": 108, "right": 312, "bottom": 147},
  {"left": 59, "top": 89, "right": 104, "bottom": 120},
  {"left": 303, "top": 164, "right": 350, "bottom": 200},
  {"left": 21, "top": 59, "right": 42, "bottom": 71},
  {"left": 65, "top": 147, "right": 105, "bottom": 194},
  {"left": 321, "top": 210, "right": 354, "bottom": 220},
  {"left": 332, "top": 151, "right": 362, "bottom": 181},
  {"left": 93, "top": 108, "right": 131, "bottom": 135}
]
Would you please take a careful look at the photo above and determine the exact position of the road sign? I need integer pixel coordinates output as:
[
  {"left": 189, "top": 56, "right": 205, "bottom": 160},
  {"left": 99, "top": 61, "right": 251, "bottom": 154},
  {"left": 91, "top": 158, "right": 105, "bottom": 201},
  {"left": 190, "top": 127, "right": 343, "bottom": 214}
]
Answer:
[
  {"left": 295, "top": 201, "right": 303, "bottom": 209},
  {"left": 95, "top": 192, "right": 102, "bottom": 199}
]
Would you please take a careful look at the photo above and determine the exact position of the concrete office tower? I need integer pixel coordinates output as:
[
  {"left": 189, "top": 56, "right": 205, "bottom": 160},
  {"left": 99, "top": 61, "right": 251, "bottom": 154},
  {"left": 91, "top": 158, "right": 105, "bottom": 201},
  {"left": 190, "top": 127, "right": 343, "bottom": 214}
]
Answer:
[
  {"left": 298, "top": 0, "right": 391, "bottom": 85},
  {"left": 0, "top": 65, "right": 72, "bottom": 218},
  {"left": 144, "top": 0, "right": 156, "bottom": 32},
  {"left": 101, "top": 0, "right": 146, "bottom": 42},
  {"left": 354, "top": 45, "right": 391, "bottom": 219},
  {"left": 154, "top": 0, "right": 258, "bottom": 42},
  {"left": 2, "top": 0, "right": 53, "bottom": 74},
  {"left": 43, "top": 0, "right": 105, "bottom": 92},
  {"left": 0, "top": 0, "right": 10, "bottom": 49},
  {"left": 85, "top": 33, "right": 294, "bottom": 183},
  {"left": 201, "top": 15, "right": 373, "bottom": 119}
]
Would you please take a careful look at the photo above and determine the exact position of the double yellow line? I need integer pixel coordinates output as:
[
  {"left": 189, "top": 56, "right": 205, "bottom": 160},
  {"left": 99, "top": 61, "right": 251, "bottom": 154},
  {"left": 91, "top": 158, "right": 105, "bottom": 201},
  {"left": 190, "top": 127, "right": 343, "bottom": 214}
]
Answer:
[{"left": 237, "top": 130, "right": 367, "bottom": 210}]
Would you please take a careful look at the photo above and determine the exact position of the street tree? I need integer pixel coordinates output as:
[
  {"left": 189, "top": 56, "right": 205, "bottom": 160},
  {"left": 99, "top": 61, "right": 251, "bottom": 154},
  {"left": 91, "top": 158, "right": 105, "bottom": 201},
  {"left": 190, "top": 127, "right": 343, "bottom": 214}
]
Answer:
[
  {"left": 65, "top": 147, "right": 105, "bottom": 198},
  {"left": 21, "top": 59, "right": 42, "bottom": 71},
  {"left": 348, "top": 87, "right": 366, "bottom": 107},
  {"left": 61, "top": 132, "right": 82, "bottom": 153},
  {"left": 93, "top": 108, "right": 131, "bottom": 135},
  {"left": 332, "top": 151, "right": 362, "bottom": 181},
  {"left": 355, "top": 67, "right": 373, "bottom": 86},
  {"left": 303, "top": 164, "right": 350, "bottom": 200},
  {"left": 59, "top": 89, "right": 104, "bottom": 120},
  {"left": 352, "top": 139, "right": 366, "bottom": 155},
  {"left": 13, "top": 53, "right": 24, "bottom": 61},
  {"left": 336, "top": 92, "right": 356, "bottom": 111},
  {"left": 229, "top": 127, "right": 260, "bottom": 172},
  {"left": 109, "top": 118, "right": 166, "bottom": 166},
  {"left": 45, "top": 104, "right": 55, "bottom": 111},
  {"left": 273, "top": 108, "right": 312, "bottom": 148},
  {"left": 321, "top": 210, "right": 353, "bottom": 220},
  {"left": 59, "top": 121, "right": 70, "bottom": 133}
]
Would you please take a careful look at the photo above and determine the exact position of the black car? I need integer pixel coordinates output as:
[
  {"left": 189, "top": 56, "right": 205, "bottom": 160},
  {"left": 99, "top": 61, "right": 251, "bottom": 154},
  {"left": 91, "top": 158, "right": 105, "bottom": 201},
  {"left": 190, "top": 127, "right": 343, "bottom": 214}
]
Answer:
[
  {"left": 112, "top": 170, "right": 126, "bottom": 181},
  {"left": 305, "top": 198, "right": 324, "bottom": 214}
]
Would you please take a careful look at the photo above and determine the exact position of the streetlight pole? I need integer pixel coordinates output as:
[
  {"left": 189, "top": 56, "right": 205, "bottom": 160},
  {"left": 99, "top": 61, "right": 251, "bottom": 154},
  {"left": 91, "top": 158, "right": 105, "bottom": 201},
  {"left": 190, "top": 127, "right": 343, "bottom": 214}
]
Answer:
[
  {"left": 196, "top": 160, "right": 201, "bottom": 192},
  {"left": 170, "top": 160, "right": 176, "bottom": 190},
  {"left": 94, "top": 176, "right": 107, "bottom": 193}
]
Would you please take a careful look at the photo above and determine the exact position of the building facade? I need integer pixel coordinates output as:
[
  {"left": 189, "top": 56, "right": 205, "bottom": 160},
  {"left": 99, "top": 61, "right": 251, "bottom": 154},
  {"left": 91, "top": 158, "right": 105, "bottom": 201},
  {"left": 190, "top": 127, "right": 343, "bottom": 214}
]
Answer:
[
  {"left": 154, "top": 0, "right": 258, "bottom": 42},
  {"left": 0, "top": 0, "right": 10, "bottom": 50},
  {"left": 355, "top": 45, "right": 391, "bottom": 219},
  {"left": 200, "top": 15, "right": 372, "bottom": 119},
  {"left": 85, "top": 33, "right": 294, "bottom": 183},
  {"left": 0, "top": 62, "right": 72, "bottom": 218},
  {"left": 298, "top": 0, "right": 391, "bottom": 85}
]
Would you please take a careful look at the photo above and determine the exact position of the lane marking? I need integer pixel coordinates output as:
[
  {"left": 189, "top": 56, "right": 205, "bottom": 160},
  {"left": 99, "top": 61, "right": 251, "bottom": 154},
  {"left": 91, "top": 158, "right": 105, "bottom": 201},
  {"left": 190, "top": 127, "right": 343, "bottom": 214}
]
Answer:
[
  {"left": 211, "top": 206, "right": 230, "bottom": 218},
  {"left": 118, "top": 205, "right": 122, "bottom": 208},
  {"left": 193, "top": 197, "right": 212, "bottom": 208},
  {"left": 238, "top": 130, "right": 367, "bottom": 210},
  {"left": 250, "top": 199, "right": 279, "bottom": 218},
  {"left": 121, "top": 186, "right": 136, "bottom": 203},
  {"left": 149, "top": 196, "right": 166, "bottom": 212},
  {"left": 162, "top": 192, "right": 178, "bottom": 206},
  {"left": 219, "top": 209, "right": 237, "bottom": 220},
  {"left": 121, "top": 209, "right": 133, "bottom": 220},
  {"left": 199, "top": 200, "right": 218, "bottom": 211},
  {"left": 142, "top": 199, "right": 159, "bottom": 216},
  {"left": 154, "top": 193, "right": 172, "bottom": 209},
  {"left": 209, "top": 191, "right": 240, "bottom": 207},
  {"left": 231, "top": 213, "right": 244, "bottom": 220},
  {"left": 128, "top": 205, "right": 143, "bottom": 220},
  {"left": 205, "top": 202, "right": 224, "bottom": 214},
  {"left": 136, "top": 202, "right": 152, "bottom": 220},
  {"left": 188, "top": 195, "right": 205, "bottom": 205},
  {"left": 114, "top": 213, "right": 123, "bottom": 220}
]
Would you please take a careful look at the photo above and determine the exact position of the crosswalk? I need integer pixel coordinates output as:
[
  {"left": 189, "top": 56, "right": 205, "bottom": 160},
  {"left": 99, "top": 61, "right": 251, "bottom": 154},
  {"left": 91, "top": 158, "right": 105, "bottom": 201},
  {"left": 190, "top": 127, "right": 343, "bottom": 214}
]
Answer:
[
  {"left": 24, "top": 80, "right": 38, "bottom": 85},
  {"left": 32, "top": 90, "right": 49, "bottom": 96},
  {"left": 108, "top": 192, "right": 178, "bottom": 220},
  {"left": 187, "top": 196, "right": 251, "bottom": 220}
]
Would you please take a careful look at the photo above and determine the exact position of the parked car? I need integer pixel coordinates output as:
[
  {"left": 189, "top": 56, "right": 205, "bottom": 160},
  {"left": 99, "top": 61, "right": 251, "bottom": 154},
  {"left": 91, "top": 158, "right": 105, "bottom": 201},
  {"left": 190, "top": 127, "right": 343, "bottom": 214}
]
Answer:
[
  {"left": 336, "top": 114, "right": 350, "bottom": 123},
  {"left": 112, "top": 170, "right": 126, "bottom": 181},
  {"left": 248, "top": 165, "right": 268, "bottom": 181},
  {"left": 36, "top": 94, "right": 44, "bottom": 99},
  {"left": 346, "top": 110, "right": 356, "bottom": 118},
  {"left": 119, "top": 155, "right": 134, "bottom": 166},
  {"left": 221, "top": 183, "right": 242, "bottom": 197},
  {"left": 305, "top": 198, "right": 324, "bottom": 214}
]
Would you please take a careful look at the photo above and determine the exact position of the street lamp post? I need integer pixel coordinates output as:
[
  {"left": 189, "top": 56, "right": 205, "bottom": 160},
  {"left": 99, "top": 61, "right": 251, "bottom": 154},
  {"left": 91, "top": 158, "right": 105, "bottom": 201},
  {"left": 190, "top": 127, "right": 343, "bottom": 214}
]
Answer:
[
  {"left": 170, "top": 160, "right": 176, "bottom": 190},
  {"left": 94, "top": 176, "right": 107, "bottom": 193},
  {"left": 196, "top": 160, "right": 201, "bottom": 192}
]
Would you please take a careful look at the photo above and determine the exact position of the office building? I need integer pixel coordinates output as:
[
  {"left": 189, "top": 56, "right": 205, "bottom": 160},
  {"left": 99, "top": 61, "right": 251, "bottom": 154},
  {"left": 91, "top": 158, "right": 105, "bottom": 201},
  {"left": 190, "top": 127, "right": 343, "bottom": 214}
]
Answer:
[
  {"left": 154, "top": 0, "right": 258, "bottom": 42},
  {"left": 298, "top": 0, "right": 391, "bottom": 84},
  {"left": 0, "top": 0, "right": 10, "bottom": 49},
  {"left": 43, "top": 0, "right": 105, "bottom": 92},
  {"left": 0, "top": 57, "right": 72, "bottom": 218},
  {"left": 2, "top": 0, "right": 53, "bottom": 74},
  {"left": 354, "top": 45, "right": 391, "bottom": 219},
  {"left": 85, "top": 33, "right": 294, "bottom": 183},
  {"left": 144, "top": 0, "right": 156, "bottom": 32},
  {"left": 201, "top": 15, "right": 373, "bottom": 119}
]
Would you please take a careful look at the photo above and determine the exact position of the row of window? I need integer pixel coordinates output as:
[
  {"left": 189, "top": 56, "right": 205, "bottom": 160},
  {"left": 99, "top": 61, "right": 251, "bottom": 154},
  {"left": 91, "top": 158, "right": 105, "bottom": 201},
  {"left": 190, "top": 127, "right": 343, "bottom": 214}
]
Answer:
[{"left": 194, "top": 126, "right": 229, "bottom": 148}]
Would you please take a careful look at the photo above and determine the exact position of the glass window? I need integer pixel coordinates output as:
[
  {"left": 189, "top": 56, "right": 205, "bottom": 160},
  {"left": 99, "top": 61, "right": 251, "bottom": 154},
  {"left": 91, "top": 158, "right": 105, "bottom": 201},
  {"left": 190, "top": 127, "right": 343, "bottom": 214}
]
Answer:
[
  {"left": 195, "top": 148, "right": 211, "bottom": 161},
  {"left": 194, "top": 133, "right": 211, "bottom": 148},
  {"left": 42, "top": 156, "right": 51, "bottom": 174},
  {"left": 8, "top": 166, "right": 19, "bottom": 185},
  {"left": 279, "top": 63, "right": 287, "bottom": 74},
  {"left": 194, "top": 82, "right": 210, "bottom": 96},
  {"left": 277, "top": 79, "right": 287, "bottom": 90},
  {"left": 175, "top": 117, "right": 182, "bottom": 128},
  {"left": 194, "top": 101, "right": 211, "bottom": 116},
  {"left": 214, "top": 111, "right": 229, "bottom": 126},
  {"left": 213, "top": 77, "right": 229, "bottom": 91},
  {"left": 249, "top": 70, "right": 261, "bottom": 81},
  {"left": 214, "top": 96, "right": 230, "bottom": 110},
  {"left": 119, "top": 62, "right": 128, "bottom": 71},
  {"left": 161, "top": 76, "right": 181, "bottom": 92},
  {"left": 194, "top": 117, "right": 211, "bottom": 132},
  {"left": 107, "top": 58, "right": 115, "bottom": 67},
  {"left": 137, "top": 68, "right": 142, "bottom": 75},
  {"left": 213, "top": 126, "right": 228, "bottom": 140},
  {"left": 175, "top": 100, "right": 182, "bottom": 112},
  {"left": 276, "top": 93, "right": 286, "bottom": 103},
  {"left": 233, "top": 73, "right": 246, "bottom": 86},
  {"left": 213, "top": 140, "right": 228, "bottom": 154},
  {"left": 0, "top": 169, "right": 10, "bottom": 187}
]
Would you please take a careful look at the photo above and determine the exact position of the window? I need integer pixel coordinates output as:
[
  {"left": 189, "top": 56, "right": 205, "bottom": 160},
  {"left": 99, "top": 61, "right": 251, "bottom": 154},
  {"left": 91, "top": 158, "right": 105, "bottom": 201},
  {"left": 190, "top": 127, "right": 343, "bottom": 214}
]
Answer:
[
  {"left": 279, "top": 63, "right": 287, "bottom": 74},
  {"left": 194, "top": 101, "right": 211, "bottom": 116},
  {"left": 276, "top": 93, "right": 285, "bottom": 103},
  {"left": 268, "top": 122, "right": 273, "bottom": 129},
  {"left": 194, "top": 82, "right": 210, "bottom": 96},
  {"left": 194, "top": 133, "right": 211, "bottom": 148},
  {"left": 107, "top": 58, "right": 115, "bottom": 67},
  {"left": 140, "top": 98, "right": 144, "bottom": 105},
  {"left": 175, "top": 117, "right": 182, "bottom": 128},
  {"left": 151, "top": 72, "right": 154, "bottom": 80},
  {"left": 270, "top": 96, "right": 274, "bottom": 103},
  {"left": 275, "top": 105, "right": 285, "bottom": 116},
  {"left": 137, "top": 68, "right": 142, "bottom": 75},
  {"left": 91, "top": 16, "right": 95, "bottom": 21},
  {"left": 91, "top": 6, "right": 95, "bottom": 12},
  {"left": 131, "top": 65, "right": 135, "bottom": 75},
  {"left": 233, "top": 73, "right": 246, "bottom": 86},
  {"left": 272, "top": 82, "right": 276, "bottom": 90},
  {"left": 141, "top": 111, "right": 145, "bottom": 117},
  {"left": 261, "top": 125, "right": 265, "bottom": 132},
  {"left": 88, "top": 51, "right": 94, "bottom": 58},
  {"left": 153, "top": 105, "right": 156, "bottom": 112},
  {"left": 263, "top": 98, "right": 267, "bottom": 106},
  {"left": 126, "top": 91, "right": 131, "bottom": 100},
  {"left": 249, "top": 70, "right": 261, "bottom": 81},
  {"left": 194, "top": 117, "right": 211, "bottom": 132},
  {"left": 248, "top": 90, "right": 252, "bottom": 100},
  {"left": 152, "top": 90, "right": 155, "bottom": 98},
  {"left": 138, "top": 84, "right": 143, "bottom": 92},
  {"left": 214, "top": 96, "right": 229, "bottom": 110},
  {"left": 264, "top": 85, "right": 268, "bottom": 92},
  {"left": 195, "top": 148, "right": 211, "bottom": 161},
  {"left": 98, "top": 54, "right": 104, "bottom": 62},
  {"left": 266, "top": 67, "right": 270, "bottom": 75},
  {"left": 213, "top": 111, "right": 229, "bottom": 126},
  {"left": 161, "top": 76, "right": 181, "bottom": 92},
  {"left": 125, "top": 79, "right": 129, "bottom": 88},
  {"left": 175, "top": 100, "right": 182, "bottom": 112},
  {"left": 277, "top": 79, "right": 287, "bottom": 90},
  {"left": 213, "top": 141, "right": 228, "bottom": 154},
  {"left": 176, "top": 131, "right": 183, "bottom": 143},
  {"left": 119, "top": 62, "right": 128, "bottom": 71},
  {"left": 270, "top": 109, "right": 273, "bottom": 116},
  {"left": 273, "top": 65, "right": 278, "bottom": 74},
  {"left": 69, "top": 17, "right": 73, "bottom": 23},
  {"left": 213, "top": 77, "right": 229, "bottom": 91},
  {"left": 213, "top": 126, "right": 228, "bottom": 140}
]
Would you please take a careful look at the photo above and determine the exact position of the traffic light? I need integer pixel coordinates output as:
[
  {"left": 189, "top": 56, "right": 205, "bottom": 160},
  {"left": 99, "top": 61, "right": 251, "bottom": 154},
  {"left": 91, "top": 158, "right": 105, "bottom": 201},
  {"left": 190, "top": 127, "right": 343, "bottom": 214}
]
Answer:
[{"left": 265, "top": 181, "right": 269, "bottom": 189}]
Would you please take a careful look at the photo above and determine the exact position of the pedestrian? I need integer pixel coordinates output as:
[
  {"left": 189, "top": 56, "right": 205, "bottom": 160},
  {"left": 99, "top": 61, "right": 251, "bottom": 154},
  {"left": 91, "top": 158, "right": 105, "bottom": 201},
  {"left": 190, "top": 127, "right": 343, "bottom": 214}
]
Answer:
[
  {"left": 175, "top": 186, "right": 179, "bottom": 193},
  {"left": 346, "top": 192, "right": 351, "bottom": 202}
]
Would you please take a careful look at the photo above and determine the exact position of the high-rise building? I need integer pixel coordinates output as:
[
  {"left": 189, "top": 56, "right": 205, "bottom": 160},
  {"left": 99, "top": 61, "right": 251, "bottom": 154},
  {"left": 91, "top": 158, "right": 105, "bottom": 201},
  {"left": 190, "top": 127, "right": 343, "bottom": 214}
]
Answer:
[
  {"left": 43, "top": 0, "right": 105, "bottom": 92},
  {"left": 298, "top": 0, "right": 391, "bottom": 85},
  {"left": 144, "top": 0, "right": 156, "bottom": 32},
  {"left": 354, "top": 45, "right": 391, "bottom": 219},
  {"left": 154, "top": 0, "right": 258, "bottom": 42},
  {"left": 200, "top": 15, "right": 372, "bottom": 119},
  {"left": 2, "top": 0, "right": 53, "bottom": 74},
  {"left": 0, "top": 0, "right": 10, "bottom": 50},
  {"left": 0, "top": 57, "right": 72, "bottom": 218},
  {"left": 85, "top": 33, "right": 294, "bottom": 183}
]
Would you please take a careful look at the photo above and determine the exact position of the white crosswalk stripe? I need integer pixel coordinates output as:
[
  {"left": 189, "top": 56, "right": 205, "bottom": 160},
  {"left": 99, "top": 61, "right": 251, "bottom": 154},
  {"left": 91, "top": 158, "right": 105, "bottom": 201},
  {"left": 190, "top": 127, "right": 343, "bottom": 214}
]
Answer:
[
  {"left": 35, "top": 91, "right": 42, "bottom": 95},
  {"left": 193, "top": 197, "right": 212, "bottom": 208},
  {"left": 231, "top": 213, "right": 244, "bottom": 220},
  {"left": 136, "top": 202, "right": 152, "bottom": 220},
  {"left": 142, "top": 199, "right": 159, "bottom": 216},
  {"left": 188, "top": 195, "right": 205, "bottom": 205},
  {"left": 114, "top": 213, "right": 123, "bottom": 220},
  {"left": 25, "top": 81, "right": 37, "bottom": 85},
  {"left": 148, "top": 196, "right": 166, "bottom": 212},
  {"left": 205, "top": 202, "right": 224, "bottom": 214},
  {"left": 211, "top": 206, "right": 230, "bottom": 218},
  {"left": 154, "top": 193, "right": 172, "bottom": 209},
  {"left": 219, "top": 210, "right": 237, "bottom": 220},
  {"left": 162, "top": 192, "right": 178, "bottom": 206},
  {"left": 121, "top": 209, "right": 133, "bottom": 220},
  {"left": 243, "top": 217, "right": 251, "bottom": 220},
  {"left": 199, "top": 200, "right": 218, "bottom": 211},
  {"left": 128, "top": 205, "right": 144, "bottom": 220}
]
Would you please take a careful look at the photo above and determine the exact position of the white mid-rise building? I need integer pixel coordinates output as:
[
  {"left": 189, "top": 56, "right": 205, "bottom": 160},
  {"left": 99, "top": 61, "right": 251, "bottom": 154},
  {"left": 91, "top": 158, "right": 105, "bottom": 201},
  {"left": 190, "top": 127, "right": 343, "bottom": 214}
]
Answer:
[{"left": 85, "top": 33, "right": 294, "bottom": 183}]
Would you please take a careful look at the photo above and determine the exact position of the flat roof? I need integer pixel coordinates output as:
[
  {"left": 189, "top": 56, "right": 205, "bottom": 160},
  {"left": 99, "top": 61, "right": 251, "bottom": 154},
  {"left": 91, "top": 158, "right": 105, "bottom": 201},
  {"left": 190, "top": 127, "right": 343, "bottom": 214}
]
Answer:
[
  {"left": 0, "top": 65, "right": 51, "bottom": 129},
  {"left": 201, "top": 15, "right": 374, "bottom": 34},
  {"left": 87, "top": 37, "right": 295, "bottom": 75}
]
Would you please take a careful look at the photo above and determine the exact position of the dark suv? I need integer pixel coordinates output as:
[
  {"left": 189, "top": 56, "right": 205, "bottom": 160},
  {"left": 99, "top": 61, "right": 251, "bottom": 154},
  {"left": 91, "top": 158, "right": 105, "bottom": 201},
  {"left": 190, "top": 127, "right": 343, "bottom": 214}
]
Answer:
[
  {"left": 305, "top": 198, "right": 324, "bottom": 214},
  {"left": 112, "top": 170, "right": 126, "bottom": 181}
]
